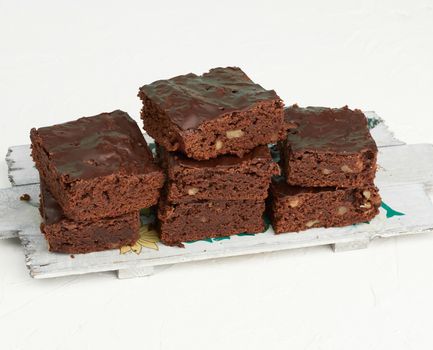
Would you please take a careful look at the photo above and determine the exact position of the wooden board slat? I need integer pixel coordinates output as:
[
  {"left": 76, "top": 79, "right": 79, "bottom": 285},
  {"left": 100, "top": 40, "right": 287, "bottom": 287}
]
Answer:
[
  {"left": 376, "top": 144, "right": 433, "bottom": 191},
  {"left": 0, "top": 184, "right": 40, "bottom": 239},
  {"left": 6, "top": 145, "right": 39, "bottom": 187},
  {"left": 364, "top": 111, "right": 405, "bottom": 148}
]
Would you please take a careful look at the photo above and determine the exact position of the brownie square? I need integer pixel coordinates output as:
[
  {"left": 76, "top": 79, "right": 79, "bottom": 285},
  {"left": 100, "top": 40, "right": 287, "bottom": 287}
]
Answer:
[
  {"left": 280, "top": 105, "right": 378, "bottom": 187},
  {"left": 157, "top": 144, "right": 279, "bottom": 203},
  {"left": 39, "top": 182, "right": 139, "bottom": 254},
  {"left": 268, "top": 177, "right": 381, "bottom": 234},
  {"left": 157, "top": 196, "right": 265, "bottom": 246},
  {"left": 139, "top": 67, "right": 285, "bottom": 160},
  {"left": 30, "top": 110, "right": 165, "bottom": 221}
]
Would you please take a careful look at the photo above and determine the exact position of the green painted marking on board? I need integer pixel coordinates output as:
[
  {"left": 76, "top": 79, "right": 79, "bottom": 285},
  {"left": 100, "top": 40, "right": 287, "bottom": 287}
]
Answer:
[
  {"left": 185, "top": 237, "right": 214, "bottom": 244},
  {"left": 263, "top": 215, "right": 271, "bottom": 231},
  {"left": 213, "top": 236, "right": 231, "bottom": 241},
  {"left": 367, "top": 117, "right": 381, "bottom": 130},
  {"left": 381, "top": 201, "right": 405, "bottom": 218}
]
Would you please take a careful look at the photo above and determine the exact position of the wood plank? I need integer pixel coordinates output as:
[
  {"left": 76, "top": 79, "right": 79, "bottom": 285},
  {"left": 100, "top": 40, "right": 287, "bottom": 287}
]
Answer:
[
  {"left": 117, "top": 266, "right": 156, "bottom": 279},
  {"left": 364, "top": 111, "right": 405, "bottom": 148},
  {"left": 376, "top": 144, "right": 433, "bottom": 191},
  {"left": 6, "top": 145, "right": 39, "bottom": 186},
  {"left": 0, "top": 184, "right": 40, "bottom": 239}
]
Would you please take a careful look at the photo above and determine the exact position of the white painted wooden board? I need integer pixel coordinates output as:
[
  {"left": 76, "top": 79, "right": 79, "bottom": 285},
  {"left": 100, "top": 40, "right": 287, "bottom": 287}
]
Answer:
[
  {"left": 0, "top": 184, "right": 40, "bottom": 239},
  {"left": 6, "top": 145, "right": 39, "bottom": 187},
  {"left": 363, "top": 111, "right": 406, "bottom": 148},
  {"left": 1, "top": 113, "right": 433, "bottom": 280}
]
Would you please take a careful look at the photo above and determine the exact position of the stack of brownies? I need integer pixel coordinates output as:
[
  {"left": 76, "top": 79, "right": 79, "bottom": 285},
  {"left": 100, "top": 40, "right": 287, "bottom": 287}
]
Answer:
[
  {"left": 138, "top": 67, "right": 285, "bottom": 245},
  {"left": 28, "top": 66, "right": 384, "bottom": 254},
  {"left": 269, "top": 105, "right": 382, "bottom": 233},
  {"left": 30, "top": 111, "right": 165, "bottom": 253}
]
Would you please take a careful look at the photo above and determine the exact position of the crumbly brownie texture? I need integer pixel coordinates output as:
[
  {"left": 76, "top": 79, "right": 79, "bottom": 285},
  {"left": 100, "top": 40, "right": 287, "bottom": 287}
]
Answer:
[
  {"left": 157, "top": 197, "right": 265, "bottom": 246},
  {"left": 280, "top": 105, "right": 378, "bottom": 188},
  {"left": 139, "top": 67, "right": 285, "bottom": 160},
  {"left": 268, "top": 177, "right": 381, "bottom": 234},
  {"left": 39, "top": 182, "right": 139, "bottom": 254},
  {"left": 157, "top": 144, "right": 279, "bottom": 202},
  {"left": 30, "top": 110, "right": 165, "bottom": 221}
]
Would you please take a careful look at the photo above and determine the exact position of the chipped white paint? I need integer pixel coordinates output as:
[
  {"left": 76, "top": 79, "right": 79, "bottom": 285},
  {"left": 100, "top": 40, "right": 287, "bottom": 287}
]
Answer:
[
  {"left": 1, "top": 115, "right": 433, "bottom": 279},
  {"left": 0, "top": 184, "right": 40, "bottom": 239},
  {"left": 377, "top": 144, "right": 433, "bottom": 191},
  {"left": 364, "top": 111, "right": 405, "bottom": 148},
  {"left": 6, "top": 145, "right": 39, "bottom": 186}
]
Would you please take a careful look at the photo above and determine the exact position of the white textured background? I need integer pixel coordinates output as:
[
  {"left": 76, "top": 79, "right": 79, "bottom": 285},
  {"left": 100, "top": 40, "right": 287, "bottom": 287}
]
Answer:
[{"left": 1, "top": 1, "right": 433, "bottom": 349}]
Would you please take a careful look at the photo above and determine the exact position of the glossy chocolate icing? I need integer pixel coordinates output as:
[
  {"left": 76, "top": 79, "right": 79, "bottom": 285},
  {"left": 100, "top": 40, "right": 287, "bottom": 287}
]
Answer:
[
  {"left": 139, "top": 67, "right": 281, "bottom": 130},
  {"left": 284, "top": 105, "right": 377, "bottom": 153},
  {"left": 161, "top": 144, "right": 273, "bottom": 169},
  {"left": 33, "top": 110, "right": 159, "bottom": 181}
]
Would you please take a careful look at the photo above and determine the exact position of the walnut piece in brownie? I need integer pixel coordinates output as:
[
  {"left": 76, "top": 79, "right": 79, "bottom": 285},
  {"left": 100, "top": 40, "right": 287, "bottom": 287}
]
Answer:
[
  {"left": 280, "top": 105, "right": 378, "bottom": 188},
  {"left": 30, "top": 110, "right": 165, "bottom": 221},
  {"left": 40, "top": 182, "right": 139, "bottom": 254},
  {"left": 157, "top": 196, "right": 265, "bottom": 246},
  {"left": 268, "top": 177, "right": 381, "bottom": 233},
  {"left": 139, "top": 67, "right": 285, "bottom": 160},
  {"left": 157, "top": 144, "right": 279, "bottom": 203}
]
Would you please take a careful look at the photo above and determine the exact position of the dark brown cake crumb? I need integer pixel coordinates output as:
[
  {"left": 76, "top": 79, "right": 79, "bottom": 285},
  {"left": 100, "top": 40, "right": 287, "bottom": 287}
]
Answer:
[{"left": 20, "top": 193, "right": 31, "bottom": 201}]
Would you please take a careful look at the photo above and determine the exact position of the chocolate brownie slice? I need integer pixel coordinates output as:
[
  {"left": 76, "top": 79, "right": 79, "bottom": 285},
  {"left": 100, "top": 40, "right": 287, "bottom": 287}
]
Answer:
[
  {"left": 30, "top": 110, "right": 165, "bottom": 221},
  {"left": 157, "top": 144, "right": 279, "bottom": 203},
  {"left": 40, "top": 182, "right": 139, "bottom": 254},
  {"left": 268, "top": 177, "right": 381, "bottom": 234},
  {"left": 280, "top": 105, "right": 378, "bottom": 187},
  {"left": 139, "top": 67, "right": 285, "bottom": 160},
  {"left": 158, "top": 196, "right": 265, "bottom": 246}
]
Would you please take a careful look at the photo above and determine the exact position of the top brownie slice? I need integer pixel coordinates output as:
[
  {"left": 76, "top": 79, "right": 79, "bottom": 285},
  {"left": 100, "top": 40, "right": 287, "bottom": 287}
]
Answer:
[
  {"left": 30, "top": 110, "right": 165, "bottom": 221},
  {"left": 139, "top": 67, "right": 285, "bottom": 160},
  {"left": 280, "top": 105, "right": 378, "bottom": 187}
]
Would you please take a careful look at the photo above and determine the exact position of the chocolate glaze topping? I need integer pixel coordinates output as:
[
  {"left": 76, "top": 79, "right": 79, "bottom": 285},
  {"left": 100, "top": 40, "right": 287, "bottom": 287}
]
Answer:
[
  {"left": 162, "top": 144, "right": 273, "bottom": 169},
  {"left": 284, "top": 105, "right": 377, "bottom": 153},
  {"left": 139, "top": 67, "right": 282, "bottom": 130},
  {"left": 33, "top": 110, "right": 159, "bottom": 181}
]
